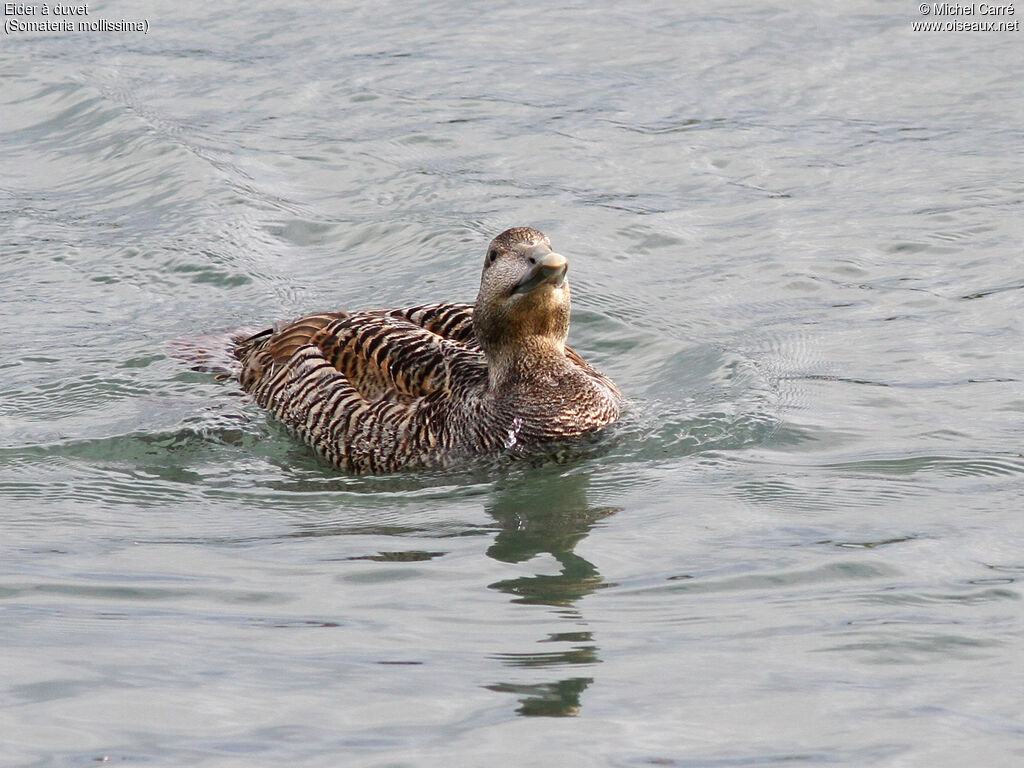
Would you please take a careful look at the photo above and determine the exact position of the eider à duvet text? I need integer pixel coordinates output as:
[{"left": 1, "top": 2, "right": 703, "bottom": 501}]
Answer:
[{"left": 220, "top": 227, "right": 622, "bottom": 473}]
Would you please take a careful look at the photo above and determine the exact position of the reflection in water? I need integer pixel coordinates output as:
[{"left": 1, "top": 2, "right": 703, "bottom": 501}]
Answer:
[
  {"left": 484, "top": 470, "right": 619, "bottom": 717},
  {"left": 485, "top": 677, "right": 593, "bottom": 718}
]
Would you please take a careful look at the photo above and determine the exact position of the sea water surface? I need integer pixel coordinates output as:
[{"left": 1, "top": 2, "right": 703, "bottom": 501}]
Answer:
[{"left": 2, "top": 1, "right": 1023, "bottom": 766}]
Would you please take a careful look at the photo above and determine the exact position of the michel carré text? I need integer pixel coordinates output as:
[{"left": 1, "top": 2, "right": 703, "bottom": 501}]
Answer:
[{"left": 928, "top": 3, "right": 1015, "bottom": 13}]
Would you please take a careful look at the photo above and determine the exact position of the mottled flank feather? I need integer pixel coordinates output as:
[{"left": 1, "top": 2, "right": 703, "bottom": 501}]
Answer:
[{"left": 217, "top": 228, "right": 622, "bottom": 473}]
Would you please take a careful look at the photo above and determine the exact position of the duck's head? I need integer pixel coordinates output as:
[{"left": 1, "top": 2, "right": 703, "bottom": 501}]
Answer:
[{"left": 473, "top": 227, "right": 571, "bottom": 365}]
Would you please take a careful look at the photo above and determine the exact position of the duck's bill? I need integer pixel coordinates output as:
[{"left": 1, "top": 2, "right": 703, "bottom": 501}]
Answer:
[{"left": 513, "top": 252, "right": 568, "bottom": 294}]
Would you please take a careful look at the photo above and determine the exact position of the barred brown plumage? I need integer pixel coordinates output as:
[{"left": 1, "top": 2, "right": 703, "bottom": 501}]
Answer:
[{"left": 225, "top": 227, "right": 622, "bottom": 473}]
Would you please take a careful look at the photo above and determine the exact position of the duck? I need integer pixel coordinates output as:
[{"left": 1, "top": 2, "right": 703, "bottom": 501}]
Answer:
[{"left": 231, "top": 227, "right": 621, "bottom": 473}]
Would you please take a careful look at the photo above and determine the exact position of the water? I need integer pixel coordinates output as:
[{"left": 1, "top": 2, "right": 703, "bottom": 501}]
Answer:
[{"left": 2, "top": 1, "right": 1023, "bottom": 765}]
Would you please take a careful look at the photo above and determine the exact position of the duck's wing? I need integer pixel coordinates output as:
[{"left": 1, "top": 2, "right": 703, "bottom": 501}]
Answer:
[
  {"left": 382, "top": 302, "right": 477, "bottom": 346},
  {"left": 238, "top": 307, "right": 486, "bottom": 401},
  {"left": 322, "top": 310, "right": 486, "bottom": 400},
  {"left": 234, "top": 307, "right": 488, "bottom": 472}
]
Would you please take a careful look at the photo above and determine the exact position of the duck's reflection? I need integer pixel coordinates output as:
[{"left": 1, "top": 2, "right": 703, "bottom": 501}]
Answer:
[
  {"left": 485, "top": 677, "right": 593, "bottom": 718},
  {"left": 483, "top": 469, "right": 619, "bottom": 716}
]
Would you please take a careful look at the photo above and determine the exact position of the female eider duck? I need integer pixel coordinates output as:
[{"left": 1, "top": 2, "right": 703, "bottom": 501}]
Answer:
[{"left": 231, "top": 227, "right": 621, "bottom": 473}]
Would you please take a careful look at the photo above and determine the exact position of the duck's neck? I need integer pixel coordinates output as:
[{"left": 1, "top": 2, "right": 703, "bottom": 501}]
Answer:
[{"left": 485, "top": 335, "right": 569, "bottom": 392}]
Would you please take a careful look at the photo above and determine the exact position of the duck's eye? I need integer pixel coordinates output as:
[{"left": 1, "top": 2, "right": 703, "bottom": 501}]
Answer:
[
  {"left": 488, "top": 250, "right": 498, "bottom": 263},
  {"left": 527, "top": 257, "right": 536, "bottom": 265}
]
